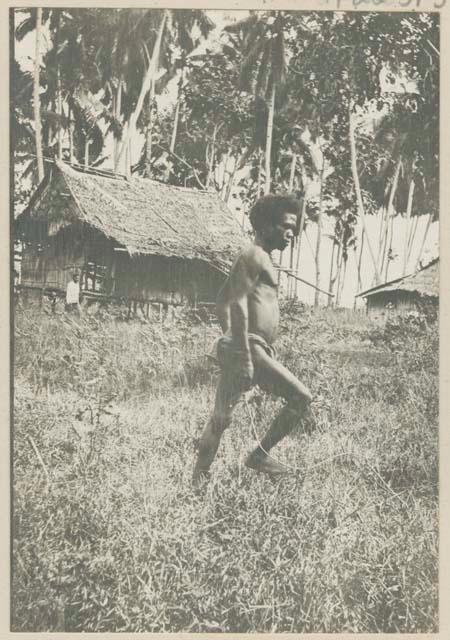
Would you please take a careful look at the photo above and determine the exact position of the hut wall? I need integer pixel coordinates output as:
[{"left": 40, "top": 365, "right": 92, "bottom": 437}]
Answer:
[
  {"left": 20, "top": 248, "right": 48, "bottom": 288},
  {"left": 188, "top": 259, "right": 226, "bottom": 303},
  {"left": 114, "top": 254, "right": 225, "bottom": 304},
  {"left": 367, "top": 291, "right": 418, "bottom": 319},
  {"left": 19, "top": 214, "right": 226, "bottom": 304},
  {"left": 20, "top": 224, "right": 115, "bottom": 294}
]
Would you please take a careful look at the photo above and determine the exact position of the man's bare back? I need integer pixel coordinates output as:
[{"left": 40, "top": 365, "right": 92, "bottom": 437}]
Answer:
[{"left": 193, "top": 195, "right": 312, "bottom": 484}]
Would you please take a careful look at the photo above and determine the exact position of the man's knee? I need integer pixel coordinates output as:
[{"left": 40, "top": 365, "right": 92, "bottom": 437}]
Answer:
[
  {"left": 287, "top": 385, "right": 312, "bottom": 412},
  {"left": 211, "top": 413, "right": 232, "bottom": 433}
]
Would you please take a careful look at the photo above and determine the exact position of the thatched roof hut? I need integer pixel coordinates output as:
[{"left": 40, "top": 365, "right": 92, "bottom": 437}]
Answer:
[
  {"left": 357, "top": 258, "right": 439, "bottom": 317},
  {"left": 15, "top": 161, "right": 248, "bottom": 306}
]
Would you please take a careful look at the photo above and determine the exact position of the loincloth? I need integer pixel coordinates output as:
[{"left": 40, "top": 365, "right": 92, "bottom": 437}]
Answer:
[{"left": 209, "top": 333, "right": 276, "bottom": 370}]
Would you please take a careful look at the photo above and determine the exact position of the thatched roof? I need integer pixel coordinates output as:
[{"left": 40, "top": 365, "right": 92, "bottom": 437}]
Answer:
[
  {"left": 357, "top": 258, "right": 439, "bottom": 299},
  {"left": 18, "top": 160, "right": 248, "bottom": 273}
]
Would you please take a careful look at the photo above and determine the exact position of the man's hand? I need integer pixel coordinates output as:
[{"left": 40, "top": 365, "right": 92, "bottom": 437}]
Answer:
[{"left": 237, "top": 354, "right": 254, "bottom": 391}]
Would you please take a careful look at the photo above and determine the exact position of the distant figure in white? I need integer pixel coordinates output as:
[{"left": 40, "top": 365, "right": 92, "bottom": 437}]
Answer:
[{"left": 66, "top": 272, "right": 82, "bottom": 315}]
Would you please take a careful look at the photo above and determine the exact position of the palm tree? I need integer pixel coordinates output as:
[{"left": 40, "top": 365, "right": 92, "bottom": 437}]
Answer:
[
  {"left": 15, "top": 8, "right": 117, "bottom": 173},
  {"left": 26, "top": 8, "right": 44, "bottom": 181},
  {"left": 89, "top": 9, "right": 169, "bottom": 175},
  {"left": 16, "top": 8, "right": 67, "bottom": 177},
  {"left": 225, "top": 11, "right": 287, "bottom": 194},
  {"left": 93, "top": 9, "right": 213, "bottom": 177},
  {"left": 168, "top": 11, "right": 214, "bottom": 156},
  {"left": 373, "top": 94, "right": 436, "bottom": 279},
  {"left": 349, "top": 103, "right": 382, "bottom": 285}
]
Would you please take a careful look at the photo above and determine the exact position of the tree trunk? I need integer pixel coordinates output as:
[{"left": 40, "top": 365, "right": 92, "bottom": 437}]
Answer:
[
  {"left": 376, "top": 206, "right": 387, "bottom": 274},
  {"left": 170, "top": 99, "right": 181, "bottom": 155},
  {"left": 349, "top": 103, "right": 380, "bottom": 283},
  {"left": 286, "top": 152, "right": 297, "bottom": 297},
  {"left": 144, "top": 90, "right": 155, "bottom": 178},
  {"left": 353, "top": 246, "right": 361, "bottom": 310},
  {"left": 414, "top": 213, "right": 433, "bottom": 272},
  {"left": 116, "top": 11, "right": 168, "bottom": 169},
  {"left": 47, "top": 102, "right": 54, "bottom": 153},
  {"left": 113, "top": 80, "right": 123, "bottom": 172},
  {"left": 52, "top": 10, "right": 63, "bottom": 162},
  {"left": 84, "top": 138, "right": 90, "bottom": 167},
  {"left": 33, "top": 8, "right": 44, "bottom": 181},
  {"left": 380, "top": 159, "right": 401, "bottom": 278},
  {"left": 220, "top": 151, "right": 230, "bottom": 196},
  {"left": 206, "top": 139, "right": 215, "bottom": 189},
  {"left": 294, "top": 193, "right": 307, "bottom": 298},
  {"left": 288, "top": 153, "right": 297, "bottom": 192},
  {"left": 357, "top": 227, "right": 365, "bottom": 293},
  {"left": 126, "top": 140, "right": 131, "bottom": 178},
  {"left": 68, "top": 108, "right": 74, "bottom": 163},
  {"left": 327, "top": 239, "right": 337, "bottom": 307},
  {"left": 225, "top": 149, "right": 247, "bottom": 203},
  {"left": 170, "top": 67, "right": 184, "bottom": 154},
  {"left": 264, "top": 83, "right": 276, "bottom": 195},
  {"left": 378, "top": 211, "right": 389, "bottom": 279},
  {"left": 257, "top": 147, "right": 263, "bottom": 198},
  {"left": 402, "top": 179, "right": 415, "bottom": 275},
  {"left": 407, "top": 213, "right": 420, "bottom": 264},
  {"left": 334, "top": 243, "right": 344, "bottom": 308},
  {"left": 57, "top": 66, "right": 63, "bottom": 160},
  {"left": 314, "top": 162, "right": 325, "bottom": 307},
  {"left": 384, "top": 212, "right": 395, "bottom": 281},
  {"left": 337, "top": 254, "right": 348, "bottom": 308},
  {"left": 224, "top": 157, "right": 238, "bottom": 203},
  {"left": 376, "top": 206, "right": 386, "bottom": 260}
]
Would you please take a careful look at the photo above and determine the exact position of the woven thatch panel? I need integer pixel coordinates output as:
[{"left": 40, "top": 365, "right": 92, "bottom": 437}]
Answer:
[
  {"left": 359, "top": 258, "right": 439, "bottom": 299},
  {"left": 52, "top": 161, "right": 247, "bottom": 271},
  {"left": 395, "top": 259, "right": 439, "bottom": 297}
]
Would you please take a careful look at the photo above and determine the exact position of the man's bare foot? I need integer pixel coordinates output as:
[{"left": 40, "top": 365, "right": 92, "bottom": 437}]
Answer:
[{"left": 245, "top": 449, "right": 291, "bottom": 477}]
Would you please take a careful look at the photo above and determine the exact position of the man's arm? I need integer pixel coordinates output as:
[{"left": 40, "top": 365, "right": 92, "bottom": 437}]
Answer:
[
  {"left": 218, "top": 248, "right": 264, "bottom": 385},
  {"left": 216, "top": 280, "right": 231, "bottom": 334}
]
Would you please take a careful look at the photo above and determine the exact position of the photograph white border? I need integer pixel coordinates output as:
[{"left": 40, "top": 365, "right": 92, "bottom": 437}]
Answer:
[{"left": 2, "top": 2, "right": 448, "bottom": 638}]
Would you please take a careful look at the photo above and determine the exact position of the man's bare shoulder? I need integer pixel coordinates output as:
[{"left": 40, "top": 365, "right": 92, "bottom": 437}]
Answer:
[{"left": 234, "top": 244, "right": 270, "bottom": 272}]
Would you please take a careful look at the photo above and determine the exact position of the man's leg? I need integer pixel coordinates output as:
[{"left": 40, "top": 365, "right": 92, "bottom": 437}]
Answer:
[
  {"left": 193, "top": 371, "right": 242, "bottom": 484},
  {"left": 246, "top": 344, "right": 312, "bottom": 475}
]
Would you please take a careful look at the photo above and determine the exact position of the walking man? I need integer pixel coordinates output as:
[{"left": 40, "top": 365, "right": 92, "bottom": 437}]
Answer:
[{"left": 193, "top": 194, "right": 312, "bottom": 484}]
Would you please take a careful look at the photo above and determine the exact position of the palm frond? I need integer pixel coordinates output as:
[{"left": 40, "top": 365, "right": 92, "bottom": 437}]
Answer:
[
  {"left": 271, "top": 27, "right": 286, "bottom": 85},
  {"left": 255, "top": 46, "right": 271, "bottom": 97},
  {"left": 73, "top": 88, "right": 124, "bottom": 137},
  {"left": 90, "top": 154, "right": 110, "bottom": 167},
  {"left": 240, "top": 38, "right": 265, "bottom": 89},
  {"left": 15, "top": 12, "right": 36, "bottom": 41},
  {"left": 40, "top": 109, "right": 71, "bottom": 129},
  {"left": 223, "top": 13, "right": 259, "bottom": 35},
  {"left": 20, "top": 158, "right": 38, "bottom": 181}
]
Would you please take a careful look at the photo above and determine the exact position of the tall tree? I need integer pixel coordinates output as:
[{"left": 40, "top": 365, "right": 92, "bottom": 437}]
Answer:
[
  {"left": 225, "top": 11, "right": 288, "bottom": 194},
  {"left": 33, "top": 8, "right": 44, "bottom": 181},
  {"left": 287, "top": 11, "right": 438, "bottom": 296},
  {"left": 167, "top": 11, "right": 214, "bottom": 156},
  {"left": 171, "top": 49, "right": 254, "bottom": 191}
]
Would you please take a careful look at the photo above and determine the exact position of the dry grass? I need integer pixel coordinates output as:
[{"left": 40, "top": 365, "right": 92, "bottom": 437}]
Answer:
[{"left": 12, "top": 300, "right": 438, "bottom": 632}]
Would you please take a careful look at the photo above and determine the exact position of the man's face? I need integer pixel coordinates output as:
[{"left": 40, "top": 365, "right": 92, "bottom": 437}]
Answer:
[
  {"left": 73, "top": 274, "right": 79, "bottom": 282},
  {"left": 267, "top": 212, "right": 297, "bottom": 251}
]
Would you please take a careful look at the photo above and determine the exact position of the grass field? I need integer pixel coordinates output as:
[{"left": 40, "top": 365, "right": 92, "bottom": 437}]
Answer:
[{"left": 12, "top": 300, "right": 438, "bottom": 632}]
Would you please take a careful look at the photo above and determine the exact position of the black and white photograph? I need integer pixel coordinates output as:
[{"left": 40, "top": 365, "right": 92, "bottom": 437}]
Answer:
[{"left": 9, "top": 1, "right": 442, "bottom": 634}]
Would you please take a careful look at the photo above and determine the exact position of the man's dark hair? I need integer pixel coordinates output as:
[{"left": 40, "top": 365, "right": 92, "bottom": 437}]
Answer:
[{"left": 249, "top": 194, "right": 303, "bottom": 235}]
